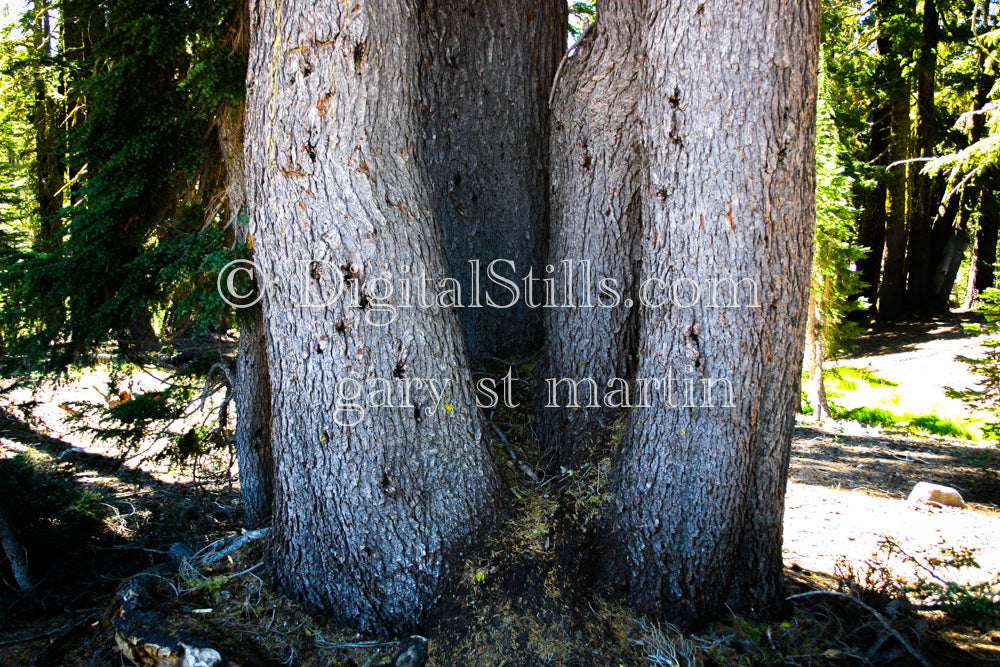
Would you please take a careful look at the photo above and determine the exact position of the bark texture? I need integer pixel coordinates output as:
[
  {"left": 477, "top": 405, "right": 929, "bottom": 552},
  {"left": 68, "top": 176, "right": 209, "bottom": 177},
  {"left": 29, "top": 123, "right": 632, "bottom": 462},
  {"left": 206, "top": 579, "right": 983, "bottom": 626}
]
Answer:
[
  {"left": 420, "top": 0, "right": 564, "bottom": 360},
  {"left": 601, "top": 0, "right": 819, "bottom": 624},
  {"left": 244, "top": 0, "right": 534, "bottom": 631},
  {"left": 541, "top": 3, "right": 643, "bottom": 462}
]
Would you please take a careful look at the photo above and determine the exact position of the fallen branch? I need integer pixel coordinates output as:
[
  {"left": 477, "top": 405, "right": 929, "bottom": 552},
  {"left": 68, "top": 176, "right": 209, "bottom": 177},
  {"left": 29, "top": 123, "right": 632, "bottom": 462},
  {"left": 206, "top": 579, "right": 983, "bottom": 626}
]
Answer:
[
  {"left": 786, "top": 590, "right": 932, "bottom": 667},
  {"left": 0, "top": 622, "right": 75, "bottom": 647},
  {"left": 192, "top": 527, "right": 269, "bottom": 568}
]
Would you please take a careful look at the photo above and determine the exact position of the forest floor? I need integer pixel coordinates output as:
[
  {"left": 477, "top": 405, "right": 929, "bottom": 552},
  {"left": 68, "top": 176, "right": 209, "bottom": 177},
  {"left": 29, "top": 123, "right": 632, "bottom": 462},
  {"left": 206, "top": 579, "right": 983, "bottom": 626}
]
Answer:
[{"left": 0, "top": 312, "right": 999, "bottom": 666}]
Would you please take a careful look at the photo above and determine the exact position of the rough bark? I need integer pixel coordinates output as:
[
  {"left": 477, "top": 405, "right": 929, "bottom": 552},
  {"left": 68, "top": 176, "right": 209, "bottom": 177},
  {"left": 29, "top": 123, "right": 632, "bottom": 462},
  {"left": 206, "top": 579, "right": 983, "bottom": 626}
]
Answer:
[
  {"left": 877, "top": 0, "right": 911, "bottom": 321},
  {"left": 245, "top": 0, "right": 557, "bottom": 631},
  {"left": 541, "top": 3, "right": 643, "bottom": 463},
  {"left": 420, "top": 0, "right": 564, "bottom": 361},
  {"left": 603, "top": 0, "right": 819, "bottom": 624},
  {"left": 905, "top": 0, "right": 939, "bottom": 311}
]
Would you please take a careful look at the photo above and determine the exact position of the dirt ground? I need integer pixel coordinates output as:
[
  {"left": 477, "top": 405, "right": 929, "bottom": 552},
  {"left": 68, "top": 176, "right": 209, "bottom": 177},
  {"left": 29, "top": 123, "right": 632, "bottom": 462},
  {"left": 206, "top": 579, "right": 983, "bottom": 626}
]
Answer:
[{"left": 0, "top": 313, "right": 998, "bottom": 665}]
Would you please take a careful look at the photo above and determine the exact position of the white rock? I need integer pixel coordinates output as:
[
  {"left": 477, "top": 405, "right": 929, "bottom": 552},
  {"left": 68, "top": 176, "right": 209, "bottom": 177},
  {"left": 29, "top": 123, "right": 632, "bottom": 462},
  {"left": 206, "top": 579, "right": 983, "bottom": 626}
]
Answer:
[{"left": 907, "top": 482, "right": 966, "bottom": 508}]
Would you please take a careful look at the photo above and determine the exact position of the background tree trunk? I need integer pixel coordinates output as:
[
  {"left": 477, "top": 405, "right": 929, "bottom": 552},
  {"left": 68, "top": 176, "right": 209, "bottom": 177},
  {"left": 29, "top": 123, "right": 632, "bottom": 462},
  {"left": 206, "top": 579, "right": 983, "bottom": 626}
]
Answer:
[
  {"left": 853, "top": 102, "right": 890, "bottom": 319},
  {"left": 0, "top": 505, "right": 34, "bottom": 592},
  {"left": 541, "top": 2, "right": 643, "bottom": 464},
  {"left": 29, "top": 2, "right": 64, "bottom": 255},
  {"left": 877, "top": 0, "right": 911, "bottom": 321},
  {"left": 905, "top": 0, "right": 939, "bottom": 311},
  {"left": 603, "top": 0, "right": 819, "bottom": 624},
  {"left": 244, "top": 0, "right": 564, "bottom": 631},
  {"left": 804, "top": 290, "right": 831, "bottom": 422}
]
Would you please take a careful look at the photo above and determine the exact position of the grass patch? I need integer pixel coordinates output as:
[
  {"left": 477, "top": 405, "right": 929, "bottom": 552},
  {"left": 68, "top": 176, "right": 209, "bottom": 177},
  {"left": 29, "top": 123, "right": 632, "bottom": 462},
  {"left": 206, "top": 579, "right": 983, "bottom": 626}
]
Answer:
[{"left": 824, "top": 404, "right": 979, "bottom": 440}]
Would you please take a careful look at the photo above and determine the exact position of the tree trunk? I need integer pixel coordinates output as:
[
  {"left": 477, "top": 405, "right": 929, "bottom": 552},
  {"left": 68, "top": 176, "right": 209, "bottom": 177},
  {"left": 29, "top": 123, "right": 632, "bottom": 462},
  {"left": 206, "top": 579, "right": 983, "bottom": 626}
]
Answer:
[
  {"left": 421, "top": 0, "right": 564, "bottom": 361},
  {"left": 905, "top": 0, "right": 938, "bottom": 311},
  {"left": 877, "top": 0, "right": 911, "bottom": 321},
  {"left": 541, "top": 2, "right": 643, "bottom": 463},
  {"left": 0, "top": 505, "right": 34, "bottom": 592},
  {"left": 602, "top": 0, "right": 819, "bottom": 624},
  {"left": 965, "top": 15, "right": 997, "bottom": 306},
  {"left": 244, "top": 0, "right": 561, "bottom": 631},
  {"left": 853, "top": 102, "right": 890, "bottom": 318},
  {"left": 804, "top": 290, "right": 831, "bottom": 422},
  {"left": 924, "top": 186, "right": 965, "bottom": 310},
  {"left": 975, "top": 177, "right": 1000, "bottom": 299},
  {"left": 30, "top": 2, "right": 65, "bottom": 255}
]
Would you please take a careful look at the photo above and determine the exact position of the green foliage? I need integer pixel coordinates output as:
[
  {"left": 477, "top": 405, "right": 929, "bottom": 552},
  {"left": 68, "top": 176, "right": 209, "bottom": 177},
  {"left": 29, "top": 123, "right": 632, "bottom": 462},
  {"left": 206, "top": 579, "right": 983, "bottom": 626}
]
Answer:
[
  {"left": 567, "top": 1, "right": 596, "bottom": 39},
  {"left": 832, "top": 405, "right": 900, "bottom": 427},
  {"left": 907, "top": 413, "right": 976, "bottom": 439},
  {"left": 0, "top": 0, "right": 246, "bottom": 374},
  {"left": 811, "top": 89, "right": 866, "bottom": 356},
  {"left": 826, "top": 366, "right": 900, "bottom": 389}
]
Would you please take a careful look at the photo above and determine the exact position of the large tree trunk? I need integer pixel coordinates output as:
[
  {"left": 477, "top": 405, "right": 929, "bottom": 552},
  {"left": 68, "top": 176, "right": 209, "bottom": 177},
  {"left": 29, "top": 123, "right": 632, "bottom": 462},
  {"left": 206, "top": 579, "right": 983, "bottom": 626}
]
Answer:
[
  {"left": 245, "top": 0, "right": 559, "bottom": 631},
  {"left": 541, "top": 2, "right": 643, "bottom": 463},
  {"left": 421, "top": 1, "right": 564, "bottom": 361},
  {"left": 904, "top": 0, "right": 939, "bottom": 311},
  {"left": 600, "top": 0, "right": 819, "bottom": 624},
  {"left": 877, "top": 0, "right": 911, "bottom": 321}
]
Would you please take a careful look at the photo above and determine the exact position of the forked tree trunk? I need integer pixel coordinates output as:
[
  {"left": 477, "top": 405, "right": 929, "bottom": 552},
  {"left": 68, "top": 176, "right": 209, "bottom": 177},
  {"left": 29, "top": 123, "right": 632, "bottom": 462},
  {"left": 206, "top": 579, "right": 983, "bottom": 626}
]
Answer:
[
  {"left": 541, "top": 2, "right": 643, "bottom": 463},
  {"left": 595, "top": 0, "right": 819, "bottom": 624},
  {"left": 245, "top": 0, "right": 558, "bottom": 631}
]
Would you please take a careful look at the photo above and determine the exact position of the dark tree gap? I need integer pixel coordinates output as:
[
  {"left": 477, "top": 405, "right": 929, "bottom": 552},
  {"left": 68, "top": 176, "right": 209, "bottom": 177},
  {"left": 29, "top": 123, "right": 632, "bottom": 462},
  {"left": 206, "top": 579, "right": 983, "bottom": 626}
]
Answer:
[{"left": 420, "top": 0, "right": 565, "bottom": 361}]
